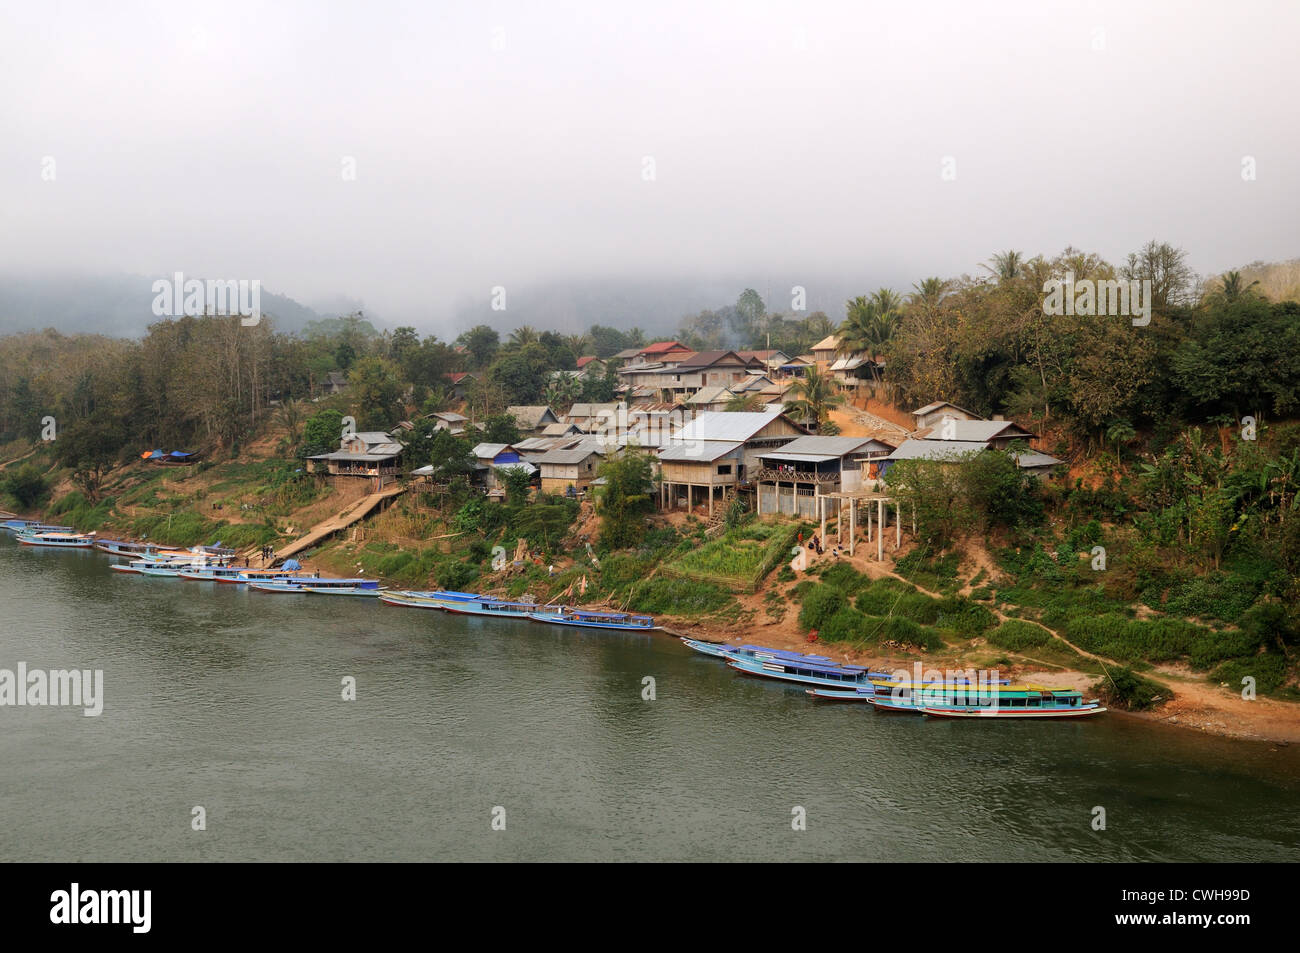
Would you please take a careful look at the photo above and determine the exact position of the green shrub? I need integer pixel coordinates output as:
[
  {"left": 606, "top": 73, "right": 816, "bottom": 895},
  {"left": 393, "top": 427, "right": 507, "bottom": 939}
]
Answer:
[
  {"left": 436, "top": 560, "right": 479, "bottom": 592},
  {"left": 798, "top": 584, "right": 847, "bottom": 631},
  {"left": 988, "top": 619, "right": 1052, "bottom": 651},
  {"left": 1094, "top": 666, "right": 1169, "bottom": 711},
  {"left": 936, "top": 597, "right": 995, "bottom": 634},
  {"left": 819, "top": 607, "right": 872, "bottom": 644},
  {"left": 1210, "top": 652, "right": 1289, "bottom": 695},
  {"left": 629, "top": 578, "right": 733, "bottom": 616},
  {"left": 880, "top": 616, "right": 942, "bottom": 651},
  {"left": 855, "top": 579, "right": 913, "bottom": 615},
  {"left": 817, "top": 562, "right": 868, "bottom": 593},
  {"left": 894, "top": 593, "right": 941, "bottom": 625}
]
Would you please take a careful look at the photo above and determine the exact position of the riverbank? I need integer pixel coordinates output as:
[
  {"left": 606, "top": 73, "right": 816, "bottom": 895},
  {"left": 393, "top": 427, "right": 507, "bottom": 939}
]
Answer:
[{"left": 6, "top": 438, "right": 1298, "bottom": 748}]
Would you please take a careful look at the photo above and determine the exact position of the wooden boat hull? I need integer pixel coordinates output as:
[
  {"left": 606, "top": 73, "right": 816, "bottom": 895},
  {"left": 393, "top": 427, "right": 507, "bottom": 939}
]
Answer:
[
  {"left": 299, "top": 586, "right": 384, "bottom": 596},
  {"left": 681, "top": 637, "right": 733, "bottom": 658},
  {"left": 726, "top": 658, "right": 873, "bottom": 691},
  {"left": 918, "top": 705, "right": 1107, "bottom": 719},
  {"left": 380, "top": 594, "right": 451, "bottom": 610},
  {"left": 18, "top": 537, "right": 93, "bottom": 548},
  {"left": 805, "top": 688, "right": 875, "bottom": 702},
  {"left": 867, "top": 696, "right": 925, "bottom": 714},
  {"left": 529, "top": 612, "right": 658, "bottom": 631}
]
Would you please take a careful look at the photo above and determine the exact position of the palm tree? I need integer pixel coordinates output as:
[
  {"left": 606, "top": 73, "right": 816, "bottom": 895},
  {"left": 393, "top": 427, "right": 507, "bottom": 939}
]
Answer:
[
  {"left": 508, "top": 325, "right": 539, "bottom": 348},
  {"left": 564, "top": 332, "right": 592, "bottom": 357},
  {"left": 724, "top": 392, "right": 766, "bottom": 412},
  {"left": 1217, "top": 270, "right": 1261, "bottom": 303},
  {"left": 784, "top": 365, "right": 844, "bottom": 433},
  {"left": 1105, "top": 419, "right": 1137, "bottom": 469},
  {"left": 908, "top": 277, "right": 948, "bottom": 313},
  {"left": 839, "top": 291, "right": 898, "bottom": 389},
  {"left": 983, "top": 250, "right": 1025, "bottom": 283}
]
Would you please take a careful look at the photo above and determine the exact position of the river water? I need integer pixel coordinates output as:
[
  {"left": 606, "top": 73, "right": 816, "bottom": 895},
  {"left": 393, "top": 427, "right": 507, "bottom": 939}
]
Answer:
[{"left": 1, "top": 537, "right": 1297, "bottom": 862}]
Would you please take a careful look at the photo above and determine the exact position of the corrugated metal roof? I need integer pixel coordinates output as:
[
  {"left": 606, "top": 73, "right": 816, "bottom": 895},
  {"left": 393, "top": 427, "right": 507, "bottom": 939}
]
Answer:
[
  {"left": 1013, "top": 452, "right": 1064, "bottom": 468},
  {"left": 675, "top": 409, "right": 787, "bottom": 442},
  {"left": 686, "top": 386, "right": 733, "bottom": 404},
  {"left": 537, "top": 445, "right": 607, "bottom": 464},
  {"left": 761, "top": 451, "right": 839, "bottom": 463},
  {"left": 308, "top": 451, "right": 400, "bottom": 462},
  {"left": 767, "top": 435, "right": 884, "bottom": 457},
  {"left": 472, "top": 442, "right": 510, "bottom": 458},
  {"left": 912, "top": 400, "right": 975, "bottom": 417},
  {"left": 886, "top": 439, "right": 987, "bottom": 461},
  {"left": 917, "top": 419, "right": 1034, "bottom": 442},
  {"left": 658, "top": 440, "right": 744, "bottom": 462}
]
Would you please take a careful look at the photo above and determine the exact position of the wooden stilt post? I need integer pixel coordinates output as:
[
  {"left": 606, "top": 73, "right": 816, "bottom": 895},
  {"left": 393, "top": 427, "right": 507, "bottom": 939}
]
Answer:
[
  {"left": 708, "top": 484, "right": 713, "bottom": 515},
  {"left": 896, "top": 500, "right": 901, "bottom": 548},
  {"left": 877, "top": 498, "right": 884, "bottom": 561},
  {"left": 849, "top": 499, "right": 856, "bottom": 556},
  {"left": 820, "top": 495, "right": 826, "bottom": 542}
]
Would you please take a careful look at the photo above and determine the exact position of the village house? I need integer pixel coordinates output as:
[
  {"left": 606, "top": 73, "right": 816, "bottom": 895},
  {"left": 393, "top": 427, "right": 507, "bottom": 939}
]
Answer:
[
  {"left": 777, "top": 355, "right": 815, "bottom": 378},
  {"left": 574, "top": 356, "right": 607, "bottom": 378},
  {"left": 538, "top": 421, "right": 582, "bottom": 438},
  {"left": 506, "top": 405, "right": 560, "bottom": 434},
  {"left": 914, "top": 417, "right": 1037, "bottom": 449},
  {"left": 910, "top": 401, "right": 980, "bottom": 430},
  {"left": 308, "top": 431, "right": 403, "bottom": 483},
  {"left": 880, "top": 436, "right": 1062, "bottom": 480},
  {"left": 737, "top": 349, "right": 792, "bottom": 375},
  {"left": 472, "top": 442, "right": 537, "bottom": 491},
  {"left": 810, "top": 335, "right": 841, "bottom": 366},
  {"left": 615, "top": 354, "right": 696, "bottom": 397},
  {"left": 670, "top": 350, "right": 767, "bottom": 389},
  {"left": 657, "top": 408, "right": 806, "bottom": 512},
  {"left": 535, "top": 437, "right": 607, "bottom": 495},
  {"left": 446, "top": 371, "right": 478, "bottom": 401},
  {"left": 631, "top": 340, "right": 693, "bottom": 364},
  {"left": 321, "top": 370, "right": 349, "bottom": 396},
  {"left": 426, "top": 411, "right": 469, "bottom": 435},
  {"left": 608, "top": 347, "right": 643, "bottom": 368},
  {"left": 754, "top": 435, "right": 896, "bottom": 519},
  {"left": 563, "top": 402, "right": 621, "bottom": 433},
  {"left": 685, "top": 385, "right": 736, "bottom": 413}
]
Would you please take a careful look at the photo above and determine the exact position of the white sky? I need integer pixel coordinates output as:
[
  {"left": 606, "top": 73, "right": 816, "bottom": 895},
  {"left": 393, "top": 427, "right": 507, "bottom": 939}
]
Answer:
[{"left": 3, "top": 0, "right": 1298, "bottom": 329}]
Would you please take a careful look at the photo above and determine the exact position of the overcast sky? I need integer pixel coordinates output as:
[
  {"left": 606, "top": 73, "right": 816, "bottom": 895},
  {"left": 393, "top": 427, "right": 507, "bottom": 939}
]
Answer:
[{"left": 3, "top": 0, "right": 1298, "bottom": 331}]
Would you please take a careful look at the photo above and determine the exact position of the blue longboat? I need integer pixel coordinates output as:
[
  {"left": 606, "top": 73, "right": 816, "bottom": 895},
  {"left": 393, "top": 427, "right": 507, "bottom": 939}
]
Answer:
[
  {"left": 726, "top": 653, "right": 894, "bottom": 690},
  {"left": 249, "top": 577, "right": 385, "bottom": 596},
  {"left": 528, "top": 608, "right": 658, "bottom": 631},
  {"left": 441, "top": 596, "right": 539, "bottom": 619},
  {"left": 379, "top": 590, "right": 483, "bottom": 610}
]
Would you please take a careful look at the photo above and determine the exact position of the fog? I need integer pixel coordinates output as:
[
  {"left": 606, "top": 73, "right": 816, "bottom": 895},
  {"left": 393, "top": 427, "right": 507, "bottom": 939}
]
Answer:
[{"left": 2, "top": 0, "right": 1298, "bottom": 334}]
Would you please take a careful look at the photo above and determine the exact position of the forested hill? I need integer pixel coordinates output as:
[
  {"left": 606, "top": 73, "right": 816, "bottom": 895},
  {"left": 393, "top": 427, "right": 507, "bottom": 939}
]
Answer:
[{"left": 0, "top": 273, "right": 328, "bottom": 338}]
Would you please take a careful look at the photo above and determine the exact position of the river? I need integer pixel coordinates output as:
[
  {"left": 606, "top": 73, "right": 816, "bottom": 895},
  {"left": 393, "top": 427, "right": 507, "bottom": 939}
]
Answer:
[{"left": 1, "top": 537, "right": 1297, "bottom": 862}]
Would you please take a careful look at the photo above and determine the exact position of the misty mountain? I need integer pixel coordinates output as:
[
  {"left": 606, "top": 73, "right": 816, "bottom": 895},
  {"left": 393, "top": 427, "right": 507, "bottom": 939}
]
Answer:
[{"left": 0, "top": 273, "right": 330, "bottom": 338}]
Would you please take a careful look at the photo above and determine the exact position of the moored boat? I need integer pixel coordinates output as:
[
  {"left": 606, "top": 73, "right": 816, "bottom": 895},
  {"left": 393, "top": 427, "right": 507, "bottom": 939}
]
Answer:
[
  {"left": 528, "top": 608, "right": 657, "bottom": 630},
  {"left": 864, "top": 681, "right": 1104, "bottom": 718},
  {"left": 17, "top": 531, "right": 95, "bottom": 548},
  {"left": 681, "top": 637, "right": 734, "bottom": 658},
  {"left": 4, "top": 520, "right": 74, "bottom": 535},
  {"left": 379, "top": 590, "right": 470, "bottom": 610},
  {"left": 441, "top": 596, "right": 538, "bottom": 618},
  {"left": 726, "top": 654, "right": 891, "bottom": 690},
  {"left": 176, "top": 565, "right": 250, "bottom": 582},
  {"left": 249, "top": 577, "right": 384, "bottom": 596}
]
